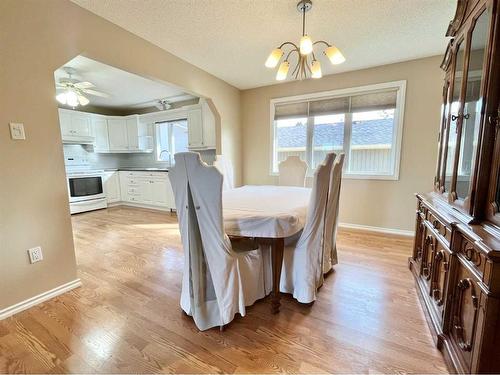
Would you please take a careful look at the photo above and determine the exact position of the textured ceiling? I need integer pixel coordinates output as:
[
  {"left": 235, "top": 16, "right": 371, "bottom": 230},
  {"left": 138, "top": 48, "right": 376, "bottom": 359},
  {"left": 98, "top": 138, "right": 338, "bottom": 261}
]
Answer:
[
  {"left": 71, "top": 0, "right": 456, "bottom": 90},
  {"left": 55, "top": 56, "right": 196, "bottom": 109}
]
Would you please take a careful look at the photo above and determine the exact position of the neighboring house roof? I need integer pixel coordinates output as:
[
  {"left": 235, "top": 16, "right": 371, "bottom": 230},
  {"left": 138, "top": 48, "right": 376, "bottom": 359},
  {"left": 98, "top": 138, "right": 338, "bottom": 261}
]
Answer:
[{"left": 277, "top": 118, "right": 394, "bottom": 148}]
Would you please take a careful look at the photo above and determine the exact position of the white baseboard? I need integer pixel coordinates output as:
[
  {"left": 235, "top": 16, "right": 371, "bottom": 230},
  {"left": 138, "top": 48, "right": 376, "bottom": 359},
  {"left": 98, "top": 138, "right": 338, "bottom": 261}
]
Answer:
[
  {"left": 339, "top": 222, "right": 414, "bottom": 237},
  {"left": 0, "top": 279, "right": 82, "bottom": 320}
]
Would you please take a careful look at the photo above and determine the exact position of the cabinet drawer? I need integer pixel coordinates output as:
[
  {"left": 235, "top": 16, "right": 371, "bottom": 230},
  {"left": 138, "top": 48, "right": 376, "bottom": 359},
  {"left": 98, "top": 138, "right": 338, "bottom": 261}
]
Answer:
[
  {"left": 456, "top": 233, "right": 487, "bottom": 282},
  {"left": 425, "top": 209, "right": 451, "bottom": 245}
]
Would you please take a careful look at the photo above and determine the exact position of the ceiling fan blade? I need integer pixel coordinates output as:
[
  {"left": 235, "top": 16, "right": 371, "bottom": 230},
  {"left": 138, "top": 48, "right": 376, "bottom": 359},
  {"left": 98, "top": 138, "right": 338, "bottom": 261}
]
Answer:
[
  {"left": 74, "top": 81, "right": 95, "bottom": 89},
  {"left": 82, "top": 88, "right": 110, "bottom": 98}
]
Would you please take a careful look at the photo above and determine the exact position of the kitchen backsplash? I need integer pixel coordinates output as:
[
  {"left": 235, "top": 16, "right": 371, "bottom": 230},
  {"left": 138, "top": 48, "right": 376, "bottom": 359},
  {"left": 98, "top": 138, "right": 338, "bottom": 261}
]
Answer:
[{"left": 63, "top": 144, "right": 216, "bottom": 170}]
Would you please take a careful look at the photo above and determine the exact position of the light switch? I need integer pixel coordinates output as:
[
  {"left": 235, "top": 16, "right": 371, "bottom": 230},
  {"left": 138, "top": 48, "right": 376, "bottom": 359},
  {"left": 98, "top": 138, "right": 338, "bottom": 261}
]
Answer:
[{"left": 9, "top": 122, "right": 26, "bottom": 140}]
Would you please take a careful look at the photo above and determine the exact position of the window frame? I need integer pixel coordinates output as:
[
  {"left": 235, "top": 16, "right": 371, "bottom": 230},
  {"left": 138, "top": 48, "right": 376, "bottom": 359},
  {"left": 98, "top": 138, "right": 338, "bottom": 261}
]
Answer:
[
  {"left": 269, "top": 80, "right": 406, "bottom": 180},
  {"left": 154, "top": 117, "right": 189, "bottom": 165}
]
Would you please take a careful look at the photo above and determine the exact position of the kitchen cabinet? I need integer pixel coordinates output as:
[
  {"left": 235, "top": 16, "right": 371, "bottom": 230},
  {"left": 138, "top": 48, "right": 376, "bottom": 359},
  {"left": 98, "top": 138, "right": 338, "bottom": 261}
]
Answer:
[
  {"left": 92, "top": 116, "right": 109, "bottom": 152},
  {"left": 126, "top": 117, "right": 140, "bottom": 151},
  {"left": 59, "top": 108, "right": 94, "bottom": 143},
  {"left": 187, "top": 100, "right": 216, "bottom": 150},
  {"left": 107, "top": 118, "right": 129, "bottom": 151},
  {"left": 103, "top": 171, "right": 121, "bottom": 203},
  {"left": 118, "top": 171, "right": 175, "bottom": 210}
]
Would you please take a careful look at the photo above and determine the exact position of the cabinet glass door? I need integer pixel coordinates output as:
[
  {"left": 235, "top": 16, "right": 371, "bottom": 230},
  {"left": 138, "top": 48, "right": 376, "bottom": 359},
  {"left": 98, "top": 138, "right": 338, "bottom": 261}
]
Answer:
[
  {"left": 443, "top": 41, "right": 465, "bottom": 193},
  {"left": 455, "top": 9, "right": 490, "bottom": 200}
]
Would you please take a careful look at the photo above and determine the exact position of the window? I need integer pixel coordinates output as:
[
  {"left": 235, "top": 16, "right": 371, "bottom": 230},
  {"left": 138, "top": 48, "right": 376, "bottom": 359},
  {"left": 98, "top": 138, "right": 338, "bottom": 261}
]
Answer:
[
  {"left": 270, "top": 81, "right": 406, "bottom": 179},
  {"left": 156, "top": 119, "right": 189, "bottom": 164}
]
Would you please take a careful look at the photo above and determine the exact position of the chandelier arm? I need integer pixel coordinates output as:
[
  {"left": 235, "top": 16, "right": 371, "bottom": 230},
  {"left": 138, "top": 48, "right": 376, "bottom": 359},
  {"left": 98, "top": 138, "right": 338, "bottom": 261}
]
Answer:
[
  {"left": 278, "top": 41, "right": 299, "bottom": 50},
  {"left": 285, "top": 48, "right": 299, "bottom": 63},
  {"left": 290, "top": 59, "right": 300, "bottom": 77},
  {"left": 313, "top": 40, "right": 331, "bottom": 48}
]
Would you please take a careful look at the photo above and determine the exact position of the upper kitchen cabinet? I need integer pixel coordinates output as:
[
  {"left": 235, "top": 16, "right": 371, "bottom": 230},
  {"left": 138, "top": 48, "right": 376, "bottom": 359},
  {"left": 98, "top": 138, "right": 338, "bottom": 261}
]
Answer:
[
  {"left": 59, "top": 108, "right": 94, "bottom": 144},
  {"left": 91, "top": 114, "right": 153, "bottom": 153},
  {"left": 187, "top": 99, "right": 216, "bottom": 150}
]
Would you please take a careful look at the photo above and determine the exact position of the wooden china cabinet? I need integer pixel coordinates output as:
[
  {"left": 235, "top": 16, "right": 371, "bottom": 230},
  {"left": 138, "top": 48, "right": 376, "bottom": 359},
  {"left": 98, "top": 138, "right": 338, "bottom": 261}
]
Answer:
[{"left": 409, "top": 0, "right": 500, "bottom": 373}]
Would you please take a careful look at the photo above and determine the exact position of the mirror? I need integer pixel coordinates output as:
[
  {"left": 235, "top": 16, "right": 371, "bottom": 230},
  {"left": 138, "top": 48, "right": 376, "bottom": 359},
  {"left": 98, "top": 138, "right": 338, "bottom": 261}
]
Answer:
[
  {"left": 444, "top": 41, "right": 465, "bottom": 193},
  {"left": 456, "top": 9, "right": 489, "bottom": 199}
]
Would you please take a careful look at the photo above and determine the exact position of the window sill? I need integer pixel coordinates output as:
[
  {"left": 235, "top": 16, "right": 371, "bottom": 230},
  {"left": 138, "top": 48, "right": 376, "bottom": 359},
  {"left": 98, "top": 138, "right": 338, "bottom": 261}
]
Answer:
[{"left": 269, "top": 171, "right": 399, "bottom": 181}]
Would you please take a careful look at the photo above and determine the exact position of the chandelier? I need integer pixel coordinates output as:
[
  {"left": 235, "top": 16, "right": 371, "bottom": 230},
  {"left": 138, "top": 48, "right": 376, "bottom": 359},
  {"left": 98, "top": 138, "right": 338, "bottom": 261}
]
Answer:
[{"left": 265, "top": 0, "right": 345, "bottom": 81}]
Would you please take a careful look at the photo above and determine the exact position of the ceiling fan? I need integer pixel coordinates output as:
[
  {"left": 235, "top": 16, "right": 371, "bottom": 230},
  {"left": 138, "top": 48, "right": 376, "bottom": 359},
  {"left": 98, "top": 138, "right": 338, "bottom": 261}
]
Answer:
[{"left": 55, "top": 67, "right": 110, "bottom": 107}]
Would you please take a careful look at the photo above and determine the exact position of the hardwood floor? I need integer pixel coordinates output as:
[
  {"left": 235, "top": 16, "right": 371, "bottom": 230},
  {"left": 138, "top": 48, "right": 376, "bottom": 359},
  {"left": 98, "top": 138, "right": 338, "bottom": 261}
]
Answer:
[{"left": 0, "top": 206, "right": 448, "bottom": 373}]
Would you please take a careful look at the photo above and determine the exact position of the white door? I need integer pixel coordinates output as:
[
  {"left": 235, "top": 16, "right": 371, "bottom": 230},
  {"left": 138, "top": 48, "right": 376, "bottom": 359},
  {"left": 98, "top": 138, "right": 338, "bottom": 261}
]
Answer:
[
  {"left": 93, "top": 117, "right": 109, "bottom": 152},
  {"left": 151, "top": 179, "right": 168, "bottom": 207},
  {"left": 107, "top": 119, "right": 128, "bottom": 150},
  {"left": 71, "top": 112, "right": 92, "bottom": 137},
  {"left": 126, "top": 117, "right": 139, "bottom": 151},
  {"left": 187, "top": 108, "right": 203, "bottom": 148}
]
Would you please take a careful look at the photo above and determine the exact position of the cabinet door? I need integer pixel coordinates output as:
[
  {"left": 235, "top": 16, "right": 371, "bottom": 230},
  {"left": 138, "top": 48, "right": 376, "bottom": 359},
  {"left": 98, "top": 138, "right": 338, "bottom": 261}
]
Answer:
[
  {"left": 421, "top": 233, "right": 435, "bottom": 289},
  {"left": 71, "top": 112, "right": 92, "bottom": 137},
  {"left": 151, "top": 179, "right": 168, "bottom": 207},
  {"left": 442, "top": 39, "right": 466, "bottom": 195},
  {"left": 187, "top": 108, "right": 203, "bottom": 148},
  {"left": 93, "top": 118, "right": 109, "bottom": 152},
  {"left": 107, "top": 119, "right": 129, "bottom": 150},
  {"left": 104, "top": 172, "right": 120, "bottom": 203},
  {"left": 139, "top": 179, "right": 153, "bottom": 205},
  {"left": 454, "top": 9, "right": 491, "bottom": 204},
  {"left": 126, "top": 117, "right": 140, "bottom": 151},
  {"left": 430, "top": 241, "right": 451, "bottom": 326},
  {"left": 59, "top": 110, "right": 73, "bottom": 138}
]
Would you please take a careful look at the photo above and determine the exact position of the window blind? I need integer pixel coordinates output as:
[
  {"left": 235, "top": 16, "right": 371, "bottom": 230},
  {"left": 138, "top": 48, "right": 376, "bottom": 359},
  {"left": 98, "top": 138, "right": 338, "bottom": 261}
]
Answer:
[{"left": 274, "top": 89, "right": 398, "bottom": 120}]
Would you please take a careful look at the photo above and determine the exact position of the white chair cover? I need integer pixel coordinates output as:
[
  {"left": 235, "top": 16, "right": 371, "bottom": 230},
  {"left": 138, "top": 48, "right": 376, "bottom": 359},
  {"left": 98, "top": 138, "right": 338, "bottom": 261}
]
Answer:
[
  {"left": 278, "top": 156, "right": 308, "bottom": 187},
  {"left": 169, "top": 152, "right": 271, "bottom": 331},
  {"left": 279, "top": 154, "right": 332, "bottom": 303},
  {"left": 323, "top": 153, "right": 345, "bottom": 274},
  {"left": 213, "top": 154, "right": 235, "bottom": 190}
]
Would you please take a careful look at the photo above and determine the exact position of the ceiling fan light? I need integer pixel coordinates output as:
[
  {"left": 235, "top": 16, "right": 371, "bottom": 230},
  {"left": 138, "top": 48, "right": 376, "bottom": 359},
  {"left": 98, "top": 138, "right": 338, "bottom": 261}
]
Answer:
[
  {"left": 56, "top": 92, "right": 67, "bottom": 105},
  {"left": 66, "top": 90, "right": 79, "bottom": 107},
  {"left": 265, "top": 48, "right": 284, "bottom": 68},
  {"left": 325, "top": 45, "right": 345, "bottom": 65},
  {"left": 311, "top": 60, "right": 322, "bottom": 78},
  {"left": 276, "top": 61, "right": 290, "bottom": 81},
  {"left": 78, "top": 95, "right": 90, "bottom": 106},
  {"left": 299, "top": 35, "right": 313, "bottom": 55}
]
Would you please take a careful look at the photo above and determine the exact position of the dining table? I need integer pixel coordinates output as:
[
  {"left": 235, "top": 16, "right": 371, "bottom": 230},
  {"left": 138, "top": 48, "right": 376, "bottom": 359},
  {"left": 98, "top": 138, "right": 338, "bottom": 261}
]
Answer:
[{"left": 222, "top": 185, "right": 311, "bottom": 313}]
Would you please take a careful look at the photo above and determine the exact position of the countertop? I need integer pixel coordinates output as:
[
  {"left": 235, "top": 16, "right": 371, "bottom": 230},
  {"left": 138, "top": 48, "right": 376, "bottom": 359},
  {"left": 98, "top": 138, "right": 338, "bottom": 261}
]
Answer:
[{"left": 105, "top": 167, "right": 169, "bottom": 172}]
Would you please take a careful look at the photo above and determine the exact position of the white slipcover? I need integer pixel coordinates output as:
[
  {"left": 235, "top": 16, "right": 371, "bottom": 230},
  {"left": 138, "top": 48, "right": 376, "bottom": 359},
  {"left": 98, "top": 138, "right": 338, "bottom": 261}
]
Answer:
[
  {"left": 169, "top": 152, "right": 271, "bottom": 331},
  {"left": 323, "top": 153, "right": 345, "bottom": 274},
  {"left": 213, "top": 154, "right": 235, "bottom": 190},
  {"left": 279, "top": 155, "right": 332, "bottom": 303},
  {"left": 223, "top": 185, "right": 310, "bottom": 238},
  {"left": 278, "top": 156, "right": 308, "bottom": 187}
]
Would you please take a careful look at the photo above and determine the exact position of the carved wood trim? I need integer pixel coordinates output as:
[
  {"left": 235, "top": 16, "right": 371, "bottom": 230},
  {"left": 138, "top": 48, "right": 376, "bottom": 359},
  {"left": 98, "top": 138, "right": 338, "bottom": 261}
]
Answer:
[
  {"left": 447, "top": 0, "right": 469, "bottom": 37},
  {"left": 452, "top": 278, "right": 479, "bottom": 352}
]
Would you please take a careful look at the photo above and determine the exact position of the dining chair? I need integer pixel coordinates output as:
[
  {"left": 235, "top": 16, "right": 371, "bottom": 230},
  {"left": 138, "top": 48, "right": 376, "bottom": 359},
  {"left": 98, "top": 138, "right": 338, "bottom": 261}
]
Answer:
[
  {"left": 213, "top": 154, "right": 235, "bottom": 190},
  {"left": 169, "top": 152, "right": 271, "bottom": 331},
  {"left": 279, "top": 154, "right": 332, "bottom": 303},
  {"left": 278, "top": 156, "right": 308, "bottom": 187},
  {"left": 322, "top": 153, "right": 345, "bottom": 275}
]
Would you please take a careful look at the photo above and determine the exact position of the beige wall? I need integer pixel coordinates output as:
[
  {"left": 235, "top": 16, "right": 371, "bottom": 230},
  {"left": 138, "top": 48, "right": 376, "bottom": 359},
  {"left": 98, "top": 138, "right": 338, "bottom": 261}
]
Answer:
[
  {"left": 0, "top": 0, "right": 241, "bottom": 310},
  {"left": 241, "top": 56, "right": 444, "bottom": 232}
]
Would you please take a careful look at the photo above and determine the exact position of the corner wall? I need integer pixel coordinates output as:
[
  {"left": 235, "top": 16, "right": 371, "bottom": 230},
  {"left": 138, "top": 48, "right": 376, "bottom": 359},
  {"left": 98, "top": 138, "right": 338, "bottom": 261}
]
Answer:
[
  {"left": 0, "top": 0, "right": 241, "bottom": 310},
  {"left": 241, "top": 56, "right": 444, "bottom": 232}
]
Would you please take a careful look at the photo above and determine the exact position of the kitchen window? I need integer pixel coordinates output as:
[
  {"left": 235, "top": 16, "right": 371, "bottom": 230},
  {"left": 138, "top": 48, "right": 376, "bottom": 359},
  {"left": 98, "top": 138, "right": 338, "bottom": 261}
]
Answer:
[
  {"left": 156, "top": 119, "right": 189, "bottom": 164},
  {"left": 270, "top": 81, "right": 406, "bottom": 180}
]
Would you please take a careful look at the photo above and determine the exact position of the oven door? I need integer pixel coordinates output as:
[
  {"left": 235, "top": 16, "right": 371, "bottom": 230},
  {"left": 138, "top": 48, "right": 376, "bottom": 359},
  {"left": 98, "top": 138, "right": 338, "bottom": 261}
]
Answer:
[{"left": 67, "top": 175, "right": 105, "bottom": 202}]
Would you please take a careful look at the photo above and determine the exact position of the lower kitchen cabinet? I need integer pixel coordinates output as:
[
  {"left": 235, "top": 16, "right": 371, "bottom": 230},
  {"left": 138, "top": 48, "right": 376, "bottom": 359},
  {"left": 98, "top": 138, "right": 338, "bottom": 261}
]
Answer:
[
  {"left": 118, "top": 171, "right": 175, "bottom": 210},
  {"left": 103, "top": 171, "right": 121, "bottom": 203}
]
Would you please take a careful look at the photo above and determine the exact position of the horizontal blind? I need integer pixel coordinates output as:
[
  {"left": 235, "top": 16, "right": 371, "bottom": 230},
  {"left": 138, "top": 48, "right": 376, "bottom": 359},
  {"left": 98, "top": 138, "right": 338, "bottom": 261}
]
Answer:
[
  {"left": 274, "top": 101, "right": 308, "bottom": 120},
  {"left": 309, "top": 96, "right": 350, "bottom": 116},
  {"left": 350, "top": 90, "right": 398, "bottom": 112},
  {"left": 274, "top": 89, "right": 398, "bottom": 120}
]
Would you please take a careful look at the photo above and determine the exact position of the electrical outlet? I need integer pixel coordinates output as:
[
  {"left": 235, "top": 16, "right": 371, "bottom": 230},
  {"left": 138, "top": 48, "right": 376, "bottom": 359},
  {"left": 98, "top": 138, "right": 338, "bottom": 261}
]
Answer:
[{"left": 28, "top": 246, "right": 43, "bottom": 264}]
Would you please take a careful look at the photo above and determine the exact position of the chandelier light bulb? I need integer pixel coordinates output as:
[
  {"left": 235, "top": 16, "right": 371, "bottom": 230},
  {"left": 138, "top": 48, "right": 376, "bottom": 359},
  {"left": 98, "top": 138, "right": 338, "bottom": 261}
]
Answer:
[
  {"left": 325, "top": 45, "right": 345, "bottom": 65},
  {"left": 299, "top": 35, "right": 313, "bottom": 55},
  {"left": 311, "top": 60, "right": 322, "bottom": 78},
  {"left": 276, "top": 61, "right": 290, "bottom": 81},
  {"left": 265, "top": 48, "right": 284, "bottom": 68},
  {"left": 66, "top": 90, "right": 79, "bottom": 107}
]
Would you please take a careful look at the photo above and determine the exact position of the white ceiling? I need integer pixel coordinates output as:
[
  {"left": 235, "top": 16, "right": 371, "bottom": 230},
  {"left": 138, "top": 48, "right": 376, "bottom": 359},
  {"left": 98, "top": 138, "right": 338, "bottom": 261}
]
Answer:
[
  {"left": 54, "top": 55, "right": 197, "bottom": 109},
  {"left": 71, "top": 0, "right": 457, "bottom": 90}
]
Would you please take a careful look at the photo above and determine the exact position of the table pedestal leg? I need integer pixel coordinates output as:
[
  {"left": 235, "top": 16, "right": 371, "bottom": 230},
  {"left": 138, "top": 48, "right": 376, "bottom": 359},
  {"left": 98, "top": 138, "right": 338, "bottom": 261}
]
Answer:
[{"left": 271, "top": 238, "right": 284, "bottom": 314}]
